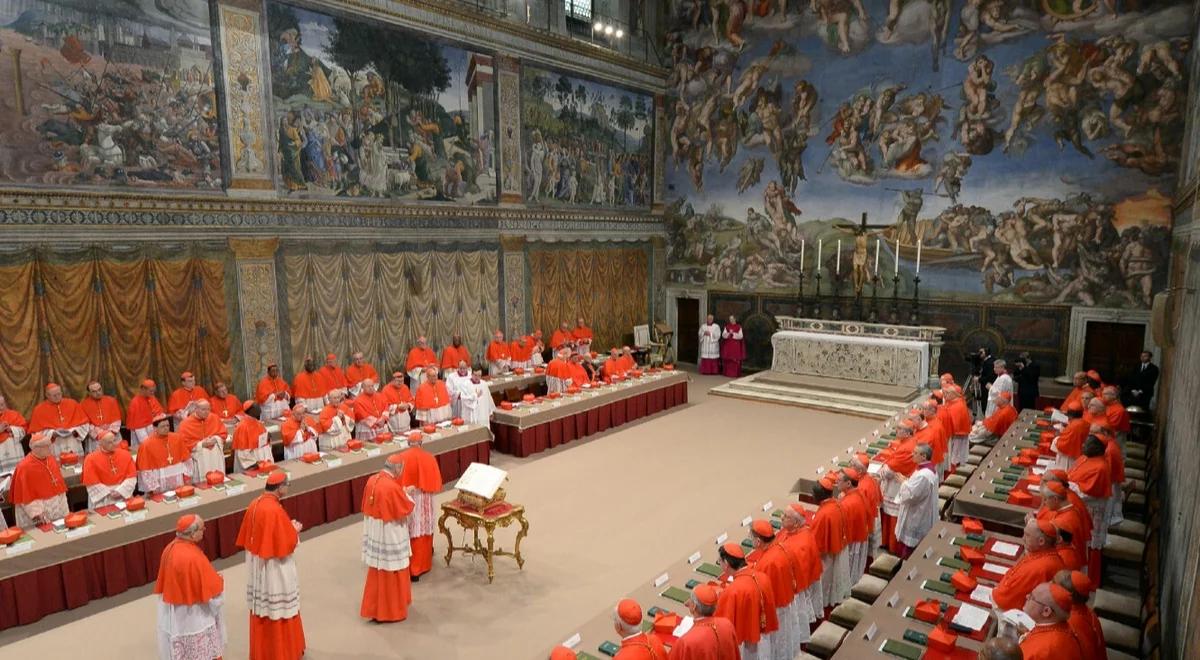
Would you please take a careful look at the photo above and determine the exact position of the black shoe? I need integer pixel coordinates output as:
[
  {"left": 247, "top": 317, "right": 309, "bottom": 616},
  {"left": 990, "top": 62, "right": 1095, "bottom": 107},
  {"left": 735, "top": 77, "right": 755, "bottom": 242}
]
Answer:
[{"left": 411, "top": 574, "right": 421, "bottom": 582}]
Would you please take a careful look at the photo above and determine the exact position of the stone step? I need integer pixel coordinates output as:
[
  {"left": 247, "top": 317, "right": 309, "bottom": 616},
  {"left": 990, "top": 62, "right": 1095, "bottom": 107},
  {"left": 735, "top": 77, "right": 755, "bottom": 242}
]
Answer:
[
  {"left": 709, "top": 383, "right": 905, "bottom": 418},
  {"left": 721, "top": 378, "right": 920, "bottom": 408}
]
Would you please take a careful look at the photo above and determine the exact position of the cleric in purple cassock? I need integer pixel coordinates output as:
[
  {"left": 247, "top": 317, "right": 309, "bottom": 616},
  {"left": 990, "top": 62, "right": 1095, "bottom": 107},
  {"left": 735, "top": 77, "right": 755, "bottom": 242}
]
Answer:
[{"left": 721, "top": 316, "right": 747, "bottom": 378}]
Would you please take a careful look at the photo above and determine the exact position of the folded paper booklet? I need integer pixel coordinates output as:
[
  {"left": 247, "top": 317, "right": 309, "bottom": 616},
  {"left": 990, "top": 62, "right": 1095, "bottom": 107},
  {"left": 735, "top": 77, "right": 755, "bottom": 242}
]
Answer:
[
  {"left": 951, "top": 537, "right": 984, "bottom": 549},
  {"left": 672, "top": 616, "right": 695, "bottom": 638},
  {"left": 951, "top": 603, "right": 990, "bottom": 632},
  {"left": 969, "top": 585, "right": 994, "bottom": 606},
  {"left": 923, "top": 579, "right": 957, "bottom": 596},
  {"left": 1050, "top": 409, "right": 1068, "bottom": 424},
  {"left": 938, "top": 557, "right": 971, "bottom": 571},
  {"left": 880, "top": 638, "right": 923, "bottom": 660},
  {"left": 1001, "top": 608, "right": 1036, "bottom": 631},
  {"left": 696, "top": 562, "right": 722, "bottom": 577},
  {"left": 990, "top": 541, "right": 1020, "bottom": 558},
  {"left": 982, "top": 562, "right": 1011, "bottom": 576},
  {"left": 661, "top": 586, "right": 692, "bottom": 604},
  {"left": 455, "top": 463, "right": 507, "bottom": 499}
]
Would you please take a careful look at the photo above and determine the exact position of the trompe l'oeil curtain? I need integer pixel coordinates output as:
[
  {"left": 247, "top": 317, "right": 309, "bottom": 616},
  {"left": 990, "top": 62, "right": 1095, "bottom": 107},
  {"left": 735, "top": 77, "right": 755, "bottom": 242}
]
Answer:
[
  {"left": 283, "top": 247, "right": 500, "bottom": 376},
  {"left": 528, "top": 246, "right": 649, "bottom": 351},
  {"left": 0, "top": 247, "right": 233, "bottom": 417}
]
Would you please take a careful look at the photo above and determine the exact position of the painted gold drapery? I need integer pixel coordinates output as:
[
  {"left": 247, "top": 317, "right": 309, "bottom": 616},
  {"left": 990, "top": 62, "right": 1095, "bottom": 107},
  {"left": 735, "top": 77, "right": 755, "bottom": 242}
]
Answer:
[
  {"left": 282, "top": 246, "right": 500, "bottom": 376},
  {"left": 528, "top": 246, "right": 650, "bottom": 350},
  {"left": 0, "top": 247, "right": 233, "bottom": 416}
]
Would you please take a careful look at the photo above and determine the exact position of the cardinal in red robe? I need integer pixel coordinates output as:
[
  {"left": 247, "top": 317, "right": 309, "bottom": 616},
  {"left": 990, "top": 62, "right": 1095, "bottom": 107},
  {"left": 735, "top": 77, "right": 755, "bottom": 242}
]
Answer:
[
  {"left": 155, "top": 514, "right": 226, "bottom": 659},
  {"left": 360, "top": 454, "right": 416, "bottom": 622},
  {"left": 237, "top": 471, "right": 306, "bottom": 660},
  {"left": 395, "top": 435, "right": 443, "bottom": 580}
]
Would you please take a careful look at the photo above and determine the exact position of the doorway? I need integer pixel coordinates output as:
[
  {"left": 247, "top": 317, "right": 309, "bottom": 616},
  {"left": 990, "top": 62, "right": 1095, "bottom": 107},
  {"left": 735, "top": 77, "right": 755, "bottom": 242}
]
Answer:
[
  {"left": 676, "top": 298, "right": 700, "bottom": 363},
  {"left": 1082, "top": 322, "right": 1145, "bottom": 385}
]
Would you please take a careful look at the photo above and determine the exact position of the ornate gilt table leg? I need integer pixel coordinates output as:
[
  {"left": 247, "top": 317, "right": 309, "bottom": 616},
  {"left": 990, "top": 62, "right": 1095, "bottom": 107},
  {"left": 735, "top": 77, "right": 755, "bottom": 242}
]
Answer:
[
  {"left": 513, "top": 511, "right": 529, "bottom": 570},
  {"left": 485, "top": 521, "right": 497, "bottom": 584},
  {"left": 438, "top": 509, "right": 454, "bottom": 566}
]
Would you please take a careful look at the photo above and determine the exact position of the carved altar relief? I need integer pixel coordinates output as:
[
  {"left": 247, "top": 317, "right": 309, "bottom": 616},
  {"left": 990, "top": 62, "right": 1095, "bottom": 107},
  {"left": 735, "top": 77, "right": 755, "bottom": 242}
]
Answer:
[{"left": 771, "top": 331, "right": 930, "bottom": 389}]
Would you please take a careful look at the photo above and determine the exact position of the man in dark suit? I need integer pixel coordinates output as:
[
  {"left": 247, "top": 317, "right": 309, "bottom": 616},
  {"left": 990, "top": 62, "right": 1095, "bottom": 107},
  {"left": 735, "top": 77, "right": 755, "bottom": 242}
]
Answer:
[
  {"left": 976, "top": 347, "right": 997, "bottom": 389},
  {"left": 1124, "top": 350, "right": 1159, "bottom": 409},
  {"left": 1012, "top": 352, "right": 1040, "bottom": 411}
]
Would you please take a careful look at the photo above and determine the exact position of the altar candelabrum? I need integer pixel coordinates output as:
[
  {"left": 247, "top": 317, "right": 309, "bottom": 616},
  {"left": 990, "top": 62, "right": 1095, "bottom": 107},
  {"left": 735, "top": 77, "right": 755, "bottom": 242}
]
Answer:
[
  {"left": 910, "top": 274, "right": 921, "bottom": 324},
  {"left": 889, "top": 274, "right": 902, "bottom": 324},
  {"left": 812, "top": 271, "right": 823, "bottom": 318},
  {"left": 830, "top": 272, "right": 843, "bottom": 320},
  {"left": 868, "top": 275, "right": 880, "bottom": 323},
  {"left": 797, "top": 270, "right": 806, "bottom": 313}
]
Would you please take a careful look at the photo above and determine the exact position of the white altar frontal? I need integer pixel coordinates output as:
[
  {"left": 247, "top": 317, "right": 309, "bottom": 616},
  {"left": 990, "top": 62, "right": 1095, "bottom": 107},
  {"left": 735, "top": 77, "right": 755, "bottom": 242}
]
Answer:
[{"left": 709, "top": 317, "right": 946, "bottom": 418}]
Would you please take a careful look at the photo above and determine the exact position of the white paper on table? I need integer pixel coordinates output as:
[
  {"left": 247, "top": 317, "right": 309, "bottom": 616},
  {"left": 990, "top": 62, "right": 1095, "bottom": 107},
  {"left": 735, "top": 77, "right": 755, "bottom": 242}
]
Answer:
[
  {"left": 1050, "top": 410, "right": 1068, "bottom": 424},
  {"left": 867, "top": 462, "right": 882, "bottom": 475},
  {"left": 1035, "top": 457, "right": 1053, "bottom": 467},
  {"left": 672, "top": 616, "right": 695, "bottom": 638},
  {"left": 991, "top": 541, "right": 1020, "bottom": 558},
  {"left": 455, "top": 462, "right": 508, "bottom": 499},
  {"left": 970, "top": 584, "right": 994, "bottom": 606},
  {"left": 982, "top": 562, "right": 1011, "bottom": 576},
  {"left": 1002, "top": 608, "right": 1036, "bottom": 631},
  {"left": 951, "top": 603, "right": 990, "bottom": 632},
  {"left": 1031, "top": 466, "right": 1046, "bottom": 476}
]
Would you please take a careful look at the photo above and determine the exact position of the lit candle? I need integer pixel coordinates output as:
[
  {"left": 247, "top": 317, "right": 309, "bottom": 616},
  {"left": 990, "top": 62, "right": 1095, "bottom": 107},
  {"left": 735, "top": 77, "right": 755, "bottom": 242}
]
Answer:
[
  {"left": 916, "top": 240, "right": 922, "bottom": 275},
  {"left": 874, "top": 239, "right": 880, "bottom": 274},
  {"left": 894, "top": 237, "right": 900, "bottom": 275},
  {"left": 836, "top": 240, "right": 842, "bottom": 274},
  {"left": 817, "top": 239, "right": 822, "bottom": 272},
  {"left": 799, "top": 239, "right": 805, "bottom": 272}
]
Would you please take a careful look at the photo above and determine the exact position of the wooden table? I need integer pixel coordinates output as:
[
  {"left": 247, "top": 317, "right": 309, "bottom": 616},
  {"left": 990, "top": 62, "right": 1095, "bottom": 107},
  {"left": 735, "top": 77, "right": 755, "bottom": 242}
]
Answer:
[
  {"left": 0, "top": 425, "right": 491, "bottom": 632},
  {"left": 438, "top": 499, "right": 528, "bottom": 584},
  {"left": 490, "top": 371, "right": 689, "bottom": 457},
  {"left": 834, "top": 520, "right": 1025, "bottom": 658},
  {"left": 951, "top": 411, "right": 1049, "bottom": 532}
]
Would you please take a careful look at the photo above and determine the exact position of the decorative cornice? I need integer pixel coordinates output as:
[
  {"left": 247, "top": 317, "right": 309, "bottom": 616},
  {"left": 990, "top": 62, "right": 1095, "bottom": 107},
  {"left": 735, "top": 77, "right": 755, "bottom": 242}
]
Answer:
[
  {"left": 228, "top": 237, "right": 281, "bottom": 259},
  {"left": 303, "top": 0, "right": 668, "bottom": 91}
]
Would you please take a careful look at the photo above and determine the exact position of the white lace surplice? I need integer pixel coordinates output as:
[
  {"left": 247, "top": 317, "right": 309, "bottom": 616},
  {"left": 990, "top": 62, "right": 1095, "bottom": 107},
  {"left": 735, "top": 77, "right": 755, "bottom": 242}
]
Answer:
[{"left": 157, "top": 595, "right": 225, "bottom": 660}]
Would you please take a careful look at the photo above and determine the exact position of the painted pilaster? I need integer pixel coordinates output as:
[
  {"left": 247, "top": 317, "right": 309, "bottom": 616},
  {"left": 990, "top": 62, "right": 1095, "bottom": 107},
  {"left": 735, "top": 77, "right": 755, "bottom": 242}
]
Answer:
[
  {"left": 497, "top": 55, "right": 524, "bottom": 204},
  {"left": 217, "top": 2, "right": 275, "bottom": 194},
  {"left": 228, "top": 238, "right": 283, "bottom": 394},
  {"left": 501, "top": 235, "right": 528, "bottom": 337}
]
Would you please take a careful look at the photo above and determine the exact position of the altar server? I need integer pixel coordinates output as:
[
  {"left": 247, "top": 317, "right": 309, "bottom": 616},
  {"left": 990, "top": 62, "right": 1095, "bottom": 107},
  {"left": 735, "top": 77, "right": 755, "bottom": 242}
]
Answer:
[
  {"left": 81, "top": 430, "right": 136, "bottom": 509},
  {"left": 125, "top": 380, "right": 165, "bottom": 449},
  {"left": 895, "top": 444, "right": 939, "bottom": 558},
  {"left": 395, "top": 433, "right": 442, "bottom": 580},
  {"left": 237, "top": 471, "right": 306, "bottom": 660},
  {"left": 9, "top": 434, "right": 69, "bottom": 528},
  {"left": 255, "top": 364, "right": 291, "bottom": 422},
  {"left": 360, "top": 454, "right": 416, "bottom": 622},
  {"left": 715, "top": 542, "right": 778, "bottom": 660},
  {"left": 611, "top": 598, "right": 667, "bottom": 659},
  {"left": 177, "top": 400, "right": 227, "bottom": 481},
  {"left": 81, "top": 380, "right": 122, "bottom": 453},
  {"left": 168, "top": 372, "right": 209, "bottom": 424},
  {"left": 414, "top": 366, "right": 453, "bottom": 424},
  {"left": 137, "top": 415, "right": 191, "bottom": 494},
  {"left": 28, "top": 383, "right": 88, "bottom": 458},
  {"left": 668, "top": 584, "right": 740, "bottom": 659},
  {"left": 447, "top": 364, "right": 495, "bottom": 426},
  {"left": 156, "top": 514, "right": 226, "bottom": 660},
  {"left": 990, "top": 519, "right": 1066, "bottom": 612},
  {"left": 280, "top": 404, "right": 319, "bottom": 460},
  {"left": 1017, "top": 583, "right": 1084, "bottom": 660},
  {"left": 698, "top": 315, "right": 721, "bottom": 375},
  {"left": 0, "top": 395, "right": 28, "bottom": 473},
  {"left": 233, "top": 402, "right": 273, "bottom": 472}
]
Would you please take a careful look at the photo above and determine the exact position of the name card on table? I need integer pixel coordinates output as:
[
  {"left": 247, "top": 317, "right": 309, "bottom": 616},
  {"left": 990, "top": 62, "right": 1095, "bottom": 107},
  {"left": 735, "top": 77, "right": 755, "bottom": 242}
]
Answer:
[
  {"left": 562, "top": 633, "right": 581, "bottom": 649},
  {"left": 923, "top": 548, "right": 933, "bottom": 559},
  {"left": 6, "top": 541, "right": 34, "bottom": 556},
  {"left": 225, "top": 484, "right": 246, "bottom": 497},
  {"left": 715, "top": 532, "right": 728, "bottom": 545},
  {"left": 864, "top": 623, "right": 879, "bottom": 641},
  {"left": 178, "top": 497, "right": 201, "bottom": 510},
  {"left": 66, "top": 526, "right": 91, "bottom": 539},
  {"left": 366, "top": 448, "right": 381, "bottom": 458},
  {"left": 938, "top": 528, "right": 947, "bottom": 539},
  {"left": 653, "top": 573, "right": 669, "bottom": 588},
  {"left": 815, "top": 466, "right": 826, "bottom": 475},
  {"left": 124, "top": 511, "right": 148, "bottom": 523},
  {"left": 762, "top": 501, "right": 773, "bottom": 512},
  {"left": 906, "top": 567, "right": 918, "bottom": 581},
  {"left": 887, "top": 593, "right": 900, "bottom": 608},
  {"left": 740, "top": 516, "right": 752, "bottom": 527},
  {"left": 687, "top": 551, "right": 702, "bottom": 564},
  {"left": 325, "top": 458, "right": 344, "bottom": 468}
]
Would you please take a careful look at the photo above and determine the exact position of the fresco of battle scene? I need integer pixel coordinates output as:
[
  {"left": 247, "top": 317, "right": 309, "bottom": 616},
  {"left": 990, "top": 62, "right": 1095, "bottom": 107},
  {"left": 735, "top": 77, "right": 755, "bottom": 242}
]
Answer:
[
  {"left": 664, "top": 0, "right": 1187, "bottom": 307},
  {"left": 267, "top": 2, "right": 497, "bottom": 202},
  {"left": 521, "top": 65, "right": 653, "bottom": 208},
  {"left": 0, "top": 0, "right": 221, "bottom": 189}
]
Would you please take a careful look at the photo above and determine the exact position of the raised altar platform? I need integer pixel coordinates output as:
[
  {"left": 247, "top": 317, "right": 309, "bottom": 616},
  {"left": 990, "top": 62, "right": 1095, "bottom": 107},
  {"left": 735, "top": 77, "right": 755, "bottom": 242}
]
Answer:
[{"left": 710, "top": 317, "right": 944, "bottom": 418}]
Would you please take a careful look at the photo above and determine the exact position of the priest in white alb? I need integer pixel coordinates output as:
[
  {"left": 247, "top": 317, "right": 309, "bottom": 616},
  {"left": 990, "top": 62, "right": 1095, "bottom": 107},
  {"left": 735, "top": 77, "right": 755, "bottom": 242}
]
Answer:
[
  {"left": 894, "top": 444, "right": 939, "bottom": 558},
  {"left": 698, "top": 314, "right": 722, "bottom": 375},
  {"left": 446, "top": 362, "right": 495, "bottom": 426},
  {"left": 984, "top": 359, "right": 1014, "bottom": 417}
]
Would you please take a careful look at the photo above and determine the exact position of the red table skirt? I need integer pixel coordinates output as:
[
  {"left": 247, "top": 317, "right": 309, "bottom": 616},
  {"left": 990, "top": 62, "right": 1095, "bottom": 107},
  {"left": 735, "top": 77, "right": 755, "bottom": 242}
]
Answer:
[
  {"left": 0, "top": 440, "right": 489, "bottom": 631},
  {"left": 491, "top": 381, "right": 688, "bottom": 458}
]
